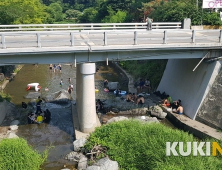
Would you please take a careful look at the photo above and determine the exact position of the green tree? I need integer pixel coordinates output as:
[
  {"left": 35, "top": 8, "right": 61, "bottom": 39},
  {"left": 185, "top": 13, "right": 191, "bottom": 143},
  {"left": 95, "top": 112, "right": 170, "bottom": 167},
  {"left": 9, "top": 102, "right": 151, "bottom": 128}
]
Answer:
[
  {"left": 48, "top": 2, "right": 65, "bottom": 22},
  {"left": 102, "top": 8, "right": 127, "bottom": 23},
  {"left": 0, "top": 0, "right": 48, "bottom": 24},
  {"left": 78, "top": 7, "right": 98, "bottom": 23},
  {"left": 65, "top": 9, "right": 82, "bottom": 19}
]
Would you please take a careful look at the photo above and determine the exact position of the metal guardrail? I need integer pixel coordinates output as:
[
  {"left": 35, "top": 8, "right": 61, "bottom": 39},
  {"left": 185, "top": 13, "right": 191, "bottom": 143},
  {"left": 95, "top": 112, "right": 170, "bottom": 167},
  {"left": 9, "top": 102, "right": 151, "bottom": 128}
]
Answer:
[
  {"left": 0, "top": 29, "right": 221, "bottom": 49},
  {"left": 0, "top": 22, "right": 182, "bottom": 31}
]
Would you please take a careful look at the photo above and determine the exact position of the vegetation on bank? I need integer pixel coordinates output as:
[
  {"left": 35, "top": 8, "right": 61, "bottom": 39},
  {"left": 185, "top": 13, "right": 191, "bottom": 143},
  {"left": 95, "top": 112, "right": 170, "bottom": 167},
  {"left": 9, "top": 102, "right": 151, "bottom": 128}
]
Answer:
[
  {"left": 0, "top": 92, "right": 11, "bottom": 102},
  {"left": 85, "top": 120, "right": 222, "bottom": 170},
  {"left": 0, "top": 0, "right": 222, "bottom": 26},
  {"left": 119, "top": 60, "right": 167, "bottom": 90},
  {"left": 0, "top": 138, "right": 48, "bottom": 170}
]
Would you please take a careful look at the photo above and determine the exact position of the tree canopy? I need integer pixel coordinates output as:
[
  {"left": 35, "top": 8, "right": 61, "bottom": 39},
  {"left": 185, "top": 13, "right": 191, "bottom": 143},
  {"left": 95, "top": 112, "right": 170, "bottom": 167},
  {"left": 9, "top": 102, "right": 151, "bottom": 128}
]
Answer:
[{"left": 0, "top": 0, "right": 221, "bottom": 25}]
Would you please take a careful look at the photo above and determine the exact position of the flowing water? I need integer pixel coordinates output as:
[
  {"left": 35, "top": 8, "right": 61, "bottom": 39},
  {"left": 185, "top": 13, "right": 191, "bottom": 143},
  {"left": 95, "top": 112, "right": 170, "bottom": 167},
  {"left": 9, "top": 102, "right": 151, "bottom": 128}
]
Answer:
[
  {"left": 3, "top": 62, "right": 174, "bottom": 169},
  {"left": 3, "top": 62, "right": 128, "bottom": 170}
]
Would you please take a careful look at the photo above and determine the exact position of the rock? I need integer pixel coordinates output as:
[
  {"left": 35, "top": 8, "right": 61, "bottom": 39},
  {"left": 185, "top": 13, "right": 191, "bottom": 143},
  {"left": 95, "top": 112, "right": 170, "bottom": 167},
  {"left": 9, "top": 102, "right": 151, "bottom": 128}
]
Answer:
[
  {"left": 44, "top": 89, "right": 72, "bottom": 103},
  {"left": 65, "top": 151, "right": 84, "bottom": 162},
  {"left": 73, "top": 138, "right": 87, "bottom": 152},
  {"left": 7, "top": 132, "right": 19, "bottom": 139},
  {"left": 134, "top": 116, "right": 159, "bottom": 123},
  {"left": 24, "top": 92, "right": 41, "bottom": 99},
  {"left": 78, "top": 155, "right": 88, "bottom": 170},
  {"left": 114, "top": 107, "right": 148, "bottom": 115},
  {"left": 149, "top": 105, "right": 167, "bottom": 119},
  {"left": 111, "top": 108, "right": 119, "bottom": 113},
  {"left": 10, "top": 120, "right": 20, "bottom": 126},
  {"left": 107, "top": 116, "right": 128, "bottom": 124},
  {"left": 86, "top": 157, "right": 118, "bottom": 170},
  {"left": 86, "top": 166, "right": 100, "bottom": 170},
  {"left": 9, "top": 125, "right": 18, "bottom": 131},
  {"left": 107, "top": 82, "right": 120, "bottom": 91}
]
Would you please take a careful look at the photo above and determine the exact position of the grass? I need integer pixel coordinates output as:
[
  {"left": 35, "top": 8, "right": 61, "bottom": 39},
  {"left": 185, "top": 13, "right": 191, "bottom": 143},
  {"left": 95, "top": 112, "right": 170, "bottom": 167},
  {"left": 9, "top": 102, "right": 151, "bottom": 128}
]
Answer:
[
  {"left": 0, "top": 138, "right": 49, "bottom": 170},
  {"left": 85, "top": 120, "right": 222, "bottom": 170}
]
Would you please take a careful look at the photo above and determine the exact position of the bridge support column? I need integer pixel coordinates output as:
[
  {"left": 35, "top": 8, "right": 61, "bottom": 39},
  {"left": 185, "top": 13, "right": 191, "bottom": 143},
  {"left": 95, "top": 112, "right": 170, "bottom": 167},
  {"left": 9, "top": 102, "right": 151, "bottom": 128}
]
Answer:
[
  {"left": 157, "top": 59, "right": 221, "bottom": 120},
  {"left": 76, "top": 63, "right": 100, "bottom": 133}
]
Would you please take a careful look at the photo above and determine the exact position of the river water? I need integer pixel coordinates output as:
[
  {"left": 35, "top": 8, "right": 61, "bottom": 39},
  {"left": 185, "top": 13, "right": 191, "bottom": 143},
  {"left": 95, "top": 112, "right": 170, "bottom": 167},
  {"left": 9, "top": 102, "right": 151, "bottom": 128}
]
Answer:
[{"left": 3, "top": 62, "right": 128, "bottom": 170}]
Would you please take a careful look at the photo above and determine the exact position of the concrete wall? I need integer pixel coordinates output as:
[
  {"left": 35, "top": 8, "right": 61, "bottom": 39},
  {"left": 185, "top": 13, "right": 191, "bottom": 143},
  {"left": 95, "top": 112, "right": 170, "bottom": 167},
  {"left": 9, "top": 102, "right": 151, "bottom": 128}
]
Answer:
[
  {"left": 196, "top": 63, "right": 222, "bottom": 129},
  {"left": 157, "top": 59, "right": 221, "bottom": 120},
  {"left": 0, "top": 100, "right": 9, "bottom": 124}
]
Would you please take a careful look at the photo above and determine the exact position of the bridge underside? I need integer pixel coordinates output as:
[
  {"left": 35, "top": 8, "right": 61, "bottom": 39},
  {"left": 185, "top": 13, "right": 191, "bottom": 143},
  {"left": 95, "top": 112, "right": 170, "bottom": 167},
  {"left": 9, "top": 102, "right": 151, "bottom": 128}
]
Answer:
[{"left": 0, "top": 47, "right": 221, "bottom": 64}]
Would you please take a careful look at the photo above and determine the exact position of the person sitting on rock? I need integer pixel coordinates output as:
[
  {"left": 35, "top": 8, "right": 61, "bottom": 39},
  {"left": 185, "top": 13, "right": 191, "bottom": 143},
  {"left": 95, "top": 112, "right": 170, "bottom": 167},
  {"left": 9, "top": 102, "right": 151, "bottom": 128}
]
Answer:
[
  {"left": 171, "top": 99, "right": 181, "bottom": 110},
  {"left": 27, "top": 113, "right": 35, "bottom": 124},
  {"left": 132, "top": 93, "right": 137, "bottom": 102},
  {"left": 126, "top": 92, "right": 134, "bottom": 102},
  {"left": 162, "top": 95, "right": 172, "bottom": 107},
  {"left": 136, "top": 95, "right": 145, "bottom": 105},
  {"left": 173, "top": 103, "right": 183, "bottom": 115}
]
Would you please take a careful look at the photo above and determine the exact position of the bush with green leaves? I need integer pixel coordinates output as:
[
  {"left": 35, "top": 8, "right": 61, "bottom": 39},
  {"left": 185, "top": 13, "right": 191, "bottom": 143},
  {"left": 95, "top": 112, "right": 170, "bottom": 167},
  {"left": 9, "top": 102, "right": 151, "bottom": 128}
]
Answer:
[
  {"left": 0, "top": 138, "right": 48, "bottom": 170},
  {"left": 85, "top": 120, "right": 222, "bottom": 170},
  {"left": 119, "top": 60, "right": 167, "bottom": 90},
  {"left": 0, "top": 92, "right": 11, "bottom": 102}
]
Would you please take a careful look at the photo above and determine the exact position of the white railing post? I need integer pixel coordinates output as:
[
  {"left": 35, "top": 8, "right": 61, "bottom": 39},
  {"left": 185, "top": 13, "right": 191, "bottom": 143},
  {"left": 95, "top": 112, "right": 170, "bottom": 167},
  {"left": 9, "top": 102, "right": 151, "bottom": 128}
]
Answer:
[
  {"left": 134, "top": 31, "right": 137, "bottom": 45},
  {"left": 192, "top": 30, "right": 195, "bottom": 43},
  {"left": 36, "top": 33, "right": 41, "bottom": 48},
  {"left": 219, "top": 30, "right": 222, "bottom": 43},
  {"left": 1, "top": 34, "right": 6, "bottom": 49},
  {"left": 104, "top": 32, "right": 107, "bottom": 46},
  {"left": 163, "top": 30, "right": 167, "bottom": 44},
  {"left": 70, "top": 32, "right": 74, "bottom": 46},
  {"left": 91, "top": 24, "right": 93, "bottom": 30}
]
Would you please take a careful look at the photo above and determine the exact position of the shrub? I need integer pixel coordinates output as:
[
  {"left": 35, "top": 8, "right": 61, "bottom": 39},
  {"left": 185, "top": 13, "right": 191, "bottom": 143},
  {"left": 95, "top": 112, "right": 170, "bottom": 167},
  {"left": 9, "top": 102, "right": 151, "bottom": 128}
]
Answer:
[
  {"left": 0, "top": 138, "right": 48, "bottom": 170},
  {"left": 119, "top": 60, "right": 167, "bottom": 90},
  {"left": 0, "top": 92, "right": 11, "bottom": 102},
  {"left": 85, "top": 120, "right": 222, "bottom": 170}
]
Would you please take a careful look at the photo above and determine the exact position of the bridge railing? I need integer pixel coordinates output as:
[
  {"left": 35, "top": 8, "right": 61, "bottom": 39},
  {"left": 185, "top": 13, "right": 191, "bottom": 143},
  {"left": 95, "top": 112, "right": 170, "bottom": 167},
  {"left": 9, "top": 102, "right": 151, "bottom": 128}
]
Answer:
[
  {"left": 0, "top": 22, "right": 182, "bottom": 31},
  {"left": 0, "top": 29, "right": 221, "bottom": 49}
]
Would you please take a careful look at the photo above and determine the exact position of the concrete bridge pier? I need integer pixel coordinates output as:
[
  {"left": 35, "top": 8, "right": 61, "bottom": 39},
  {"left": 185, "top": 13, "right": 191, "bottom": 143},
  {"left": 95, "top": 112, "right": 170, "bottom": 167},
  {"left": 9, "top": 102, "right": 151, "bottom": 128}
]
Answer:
[
  {"left": 157, "top": 59, "right": 221, "bottom": 120},
  {"left": 76, "top": 63, "right": 100, "bottom": 133}
]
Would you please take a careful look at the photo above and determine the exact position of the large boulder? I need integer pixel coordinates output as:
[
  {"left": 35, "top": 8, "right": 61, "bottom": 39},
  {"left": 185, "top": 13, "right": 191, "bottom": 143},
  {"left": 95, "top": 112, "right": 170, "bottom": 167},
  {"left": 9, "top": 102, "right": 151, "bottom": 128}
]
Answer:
[
  {"left": 24, "top": 92, "right": 41, "bottom": 99},
  {"left": 107, "top": 82, "right": 120, "bottom": 91},
  {"left": 73, "top": 138, "right": 87, "bottom": 152},
  {"left": 86, "top": 157, "right": 118, "bottom": 170},
  {"left": 65, "top": 151, "right": 85, "bottom": 162},
  {"left": 107, "top": 116, "right": 128, "bottom": 124},
  {"left": 78, "top": 155, "right": 88, "bottom": 170},
  {"left": 44, "top": 89, "right": 72, "bottom": 103},
  {"left": 149, "top": 105, "right": 167, "bottom": 119}
]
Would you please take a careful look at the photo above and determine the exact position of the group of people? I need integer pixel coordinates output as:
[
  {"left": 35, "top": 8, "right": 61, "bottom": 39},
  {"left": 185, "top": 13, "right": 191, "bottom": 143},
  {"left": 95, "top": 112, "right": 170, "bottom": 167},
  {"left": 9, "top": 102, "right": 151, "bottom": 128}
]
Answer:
[
  {"left": 49, "top": 64, "right": 62, "bottom": 73},
  {"left": 27, "top": 109, "right": 51, "bottom": 124},
  {"left": 137, "top": 78, "right": 151, "bottom": 94},
  {"left": 126, "top": 92, "right": 145, "bottom": 105},
  {"left": 161, "top": 95, "right": 183, "bottom": 115},
  {"left": 24, "top": 97, "right": 52, "bottom": 124}
]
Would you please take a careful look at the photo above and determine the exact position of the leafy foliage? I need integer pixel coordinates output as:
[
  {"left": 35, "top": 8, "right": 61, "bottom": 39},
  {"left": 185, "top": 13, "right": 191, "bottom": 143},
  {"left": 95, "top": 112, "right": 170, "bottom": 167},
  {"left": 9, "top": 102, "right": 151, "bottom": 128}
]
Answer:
[
  {"left": 0, "top": 92, "right": 11, "bottom": 102},
  {"left": 85, "top": 120, "right": 222, "bottom": 170},
  {"left": 119, "top": 60, "right": 167, "bottom": 91},
  {"left": 0, "top": 0, "right": 48, "bottom": 24},
  {"left": 0, "top": 138, "right": 48, "bottom": 170}
]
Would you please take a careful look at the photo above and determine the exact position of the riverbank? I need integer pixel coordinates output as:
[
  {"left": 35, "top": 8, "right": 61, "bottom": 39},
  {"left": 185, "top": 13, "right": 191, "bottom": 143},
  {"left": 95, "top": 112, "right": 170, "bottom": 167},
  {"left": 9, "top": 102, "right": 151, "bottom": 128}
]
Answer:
[{"left": 0, "top": 65, "right": 23, "bottom": 91}]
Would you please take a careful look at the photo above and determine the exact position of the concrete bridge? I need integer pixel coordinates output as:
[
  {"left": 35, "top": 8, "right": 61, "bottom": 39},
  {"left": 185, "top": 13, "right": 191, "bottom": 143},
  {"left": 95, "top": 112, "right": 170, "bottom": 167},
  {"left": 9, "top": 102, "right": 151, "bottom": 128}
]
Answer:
[{"left": 1, "top": 22, "right": 222, "bottom": 131}]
